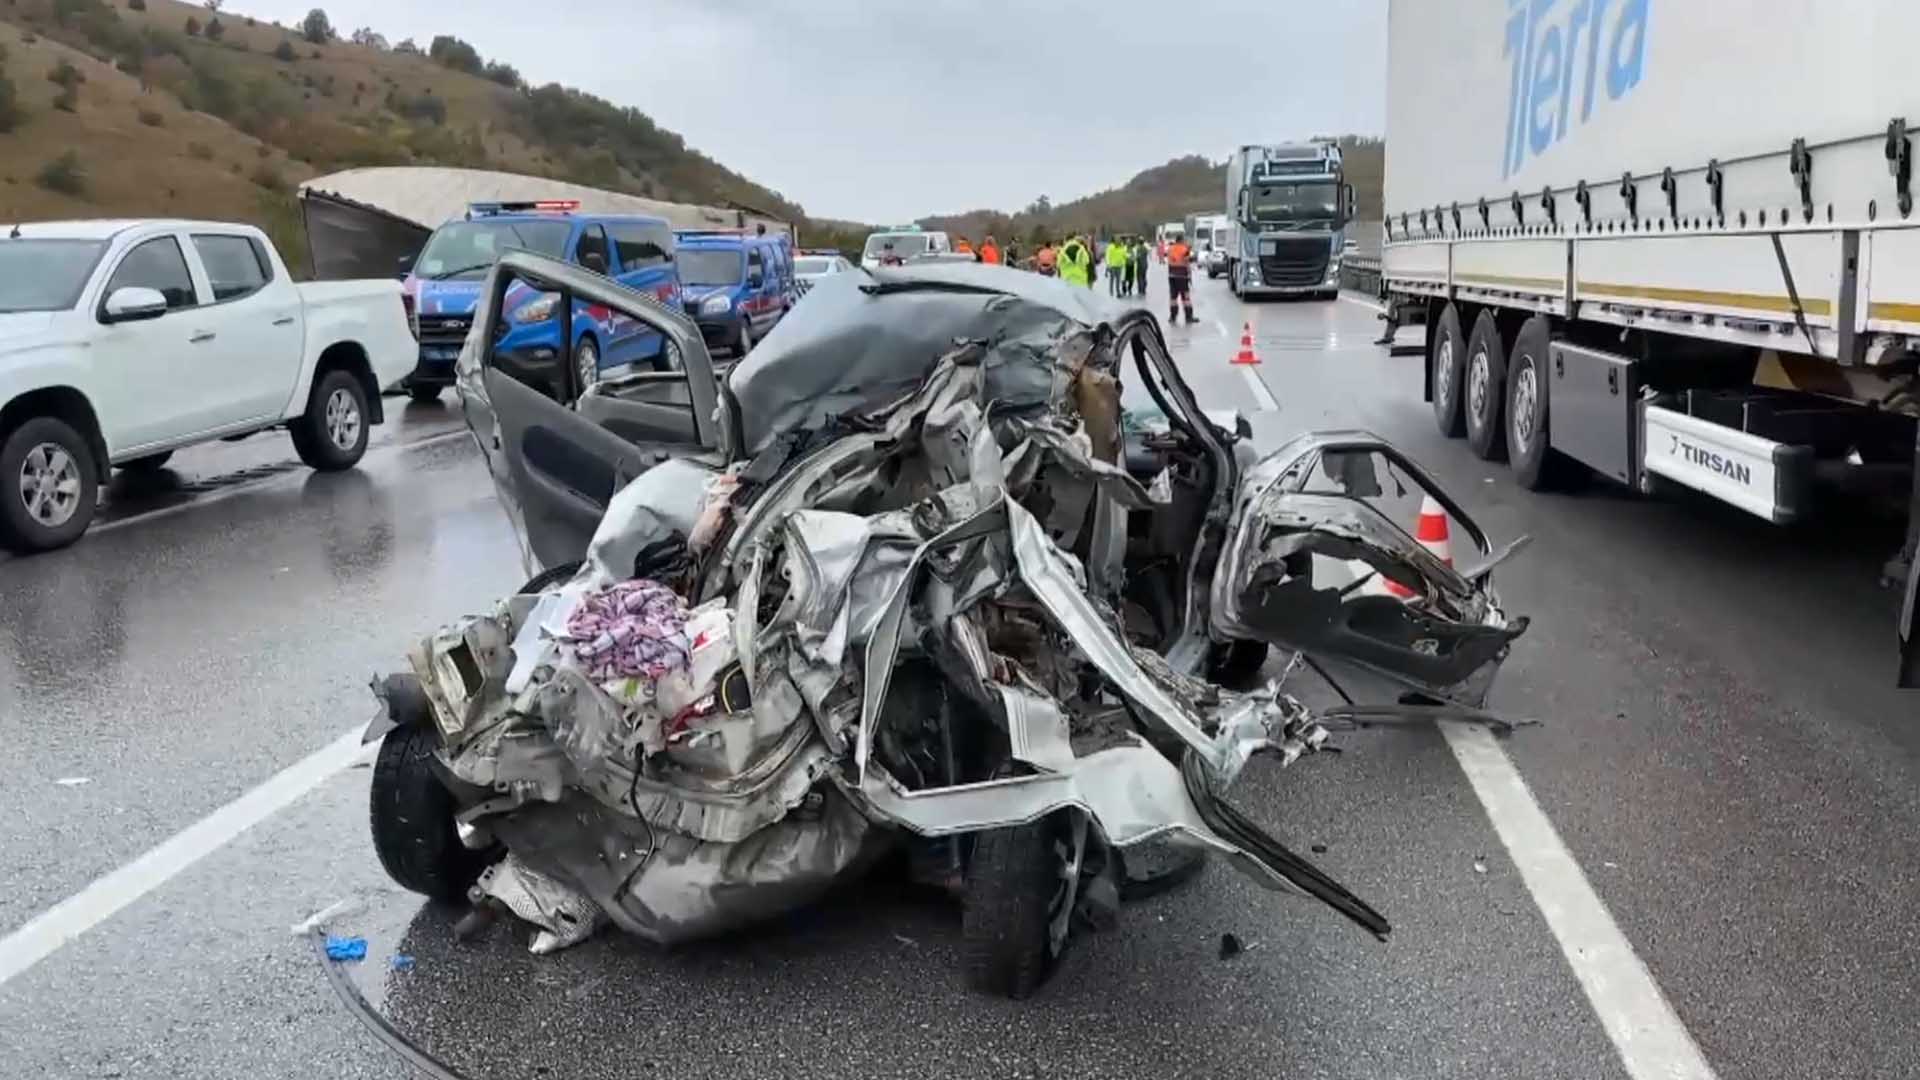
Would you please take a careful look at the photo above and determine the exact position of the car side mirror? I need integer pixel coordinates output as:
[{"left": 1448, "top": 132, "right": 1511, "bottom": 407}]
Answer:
[
  {"left": 101, "top": 286, "right": 169, "bottom": 323},
  {"left": 581, "top": 251, "right": 608, "bottom": 274},
  {"left": 748, "top": 271, "right": 764, "bottom": 289}
]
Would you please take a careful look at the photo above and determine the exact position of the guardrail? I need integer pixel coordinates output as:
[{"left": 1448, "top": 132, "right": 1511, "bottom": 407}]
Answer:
[{"left": 1340, "top": 255, "right": 1382, "bottom": 297}]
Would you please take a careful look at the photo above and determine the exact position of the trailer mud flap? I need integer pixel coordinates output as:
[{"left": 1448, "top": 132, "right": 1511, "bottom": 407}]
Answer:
[{"left": 1641, "top": 405, "right": 1813, "bottom": 524}]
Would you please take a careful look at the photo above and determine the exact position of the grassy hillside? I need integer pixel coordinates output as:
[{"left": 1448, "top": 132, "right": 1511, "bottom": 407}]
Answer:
[
  {"left": 0, "top": 0, "right": 806, "bottom": 272},
  {"left": 919, "top": 137, "right": 1384, "bottom": 245}
]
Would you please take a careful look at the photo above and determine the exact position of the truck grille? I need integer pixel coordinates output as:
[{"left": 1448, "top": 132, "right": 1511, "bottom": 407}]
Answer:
[
  {"left": 417, "top": 314, "right": 472, "bottom": 347},
  {"left": 1258, "top": 236, "right": 1329, "bottom": 288}
]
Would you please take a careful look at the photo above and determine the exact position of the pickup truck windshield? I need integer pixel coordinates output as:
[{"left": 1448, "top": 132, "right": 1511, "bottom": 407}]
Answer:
[
  {"left": 863, "top": 234, "right": 930, "bottom": 259},
  {"left": 679, "top": 249, "right": 744, "bottom": 287},
  {"left": 416, "top": 220, "right": 572, "bottom": 280},
  {"left": 0, "top": 239, "right": 108, "bottom": 312},
  {"left": 1250, "top": 181, "right": 1338, "bottom": 223}
]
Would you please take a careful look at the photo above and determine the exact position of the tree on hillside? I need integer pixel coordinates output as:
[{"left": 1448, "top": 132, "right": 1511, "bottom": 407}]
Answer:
[
  {"left": 350, "top": 27, "right": 388, "bottom": 49},
  {"left": 128, "top": 0, "right": 146, "bottom": 10},
  {"left": 483, "top": 60, "right": 520, "bottom": 88},
  {"left": 204, "top": 0, "right": 224, "bottom": 10},
  {"left": 428, "top": 35, "right": 483, "bottom": 75},
  {"left": 301, "top": 9, "right": 333, "bottom": 44},
  {"left": 272, "top": 40, "right": 296, "bottom": 62},
  {"left": 1025, "top": 195, "right": 1051, "bottom": 216},
  {"left": 204, "top": 16, "right": 224, "bottom": 40},
  {"left": 183, "top": 15, "right": 200, "bottom": 35},
  {"left": 394, "top": 37, "right": 420, "bottom": 54}
]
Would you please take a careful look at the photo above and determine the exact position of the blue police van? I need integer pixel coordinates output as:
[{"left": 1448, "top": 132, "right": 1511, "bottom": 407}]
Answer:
[
  {"left": 402, "top": 201, "right": 682, "bottom": 399},
  {"left": 671, "top": 229, "right": 795, "bottom": 357}
]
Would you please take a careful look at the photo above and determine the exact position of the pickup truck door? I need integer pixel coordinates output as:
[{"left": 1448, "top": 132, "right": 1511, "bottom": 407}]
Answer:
[
  {"left": 468, "top": 251, "right": 725, "bottom": 572},
  {"left": 90, "top": 233, "right": 229, "bottom": 451},
  {"left": 186, "top": 232, "right": 302, "bottom": 425}
]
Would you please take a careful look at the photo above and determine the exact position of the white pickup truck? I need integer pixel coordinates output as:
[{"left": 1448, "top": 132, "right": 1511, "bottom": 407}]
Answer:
[{"left": 0, "top": 218, "right": 415, "bottom": 552}]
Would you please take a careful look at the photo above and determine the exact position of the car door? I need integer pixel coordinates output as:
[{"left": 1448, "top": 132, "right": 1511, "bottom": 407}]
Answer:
[
  {"left": 607, "top": 220, "right": 678, "bottom": 369},
  {"left": 188, "top": 232, "right": 299, "bottom": 424},
  {"left": 466, "top": 250, "right": 726, "bottom": 571},
  {"left": 89, "top": 232, "right": 226, "bottom": 451}
]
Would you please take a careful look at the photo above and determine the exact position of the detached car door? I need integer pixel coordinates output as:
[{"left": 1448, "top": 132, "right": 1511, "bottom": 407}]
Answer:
[{"left": 464, "top": 250, "right": 726, "bottom": 572}]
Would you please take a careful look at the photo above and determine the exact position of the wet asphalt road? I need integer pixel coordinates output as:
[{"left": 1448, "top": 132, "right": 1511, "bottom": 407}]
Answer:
[{"left": 3, "top": 279, "right": 1919, "bottom": 1079}]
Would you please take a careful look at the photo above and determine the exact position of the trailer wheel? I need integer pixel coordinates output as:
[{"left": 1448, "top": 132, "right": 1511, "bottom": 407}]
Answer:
[
  {"left": 1431, "top": 304, "right": 1468, "bottom": 438},
  {"left": 1505, "top": 316, "right": 1575, "bottom": 490},
  {"left": 1464, "top": 310, "right": 1508, "bottom": 461}
]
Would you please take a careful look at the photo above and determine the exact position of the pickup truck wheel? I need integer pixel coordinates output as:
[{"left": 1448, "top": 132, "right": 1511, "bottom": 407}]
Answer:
[
  {"left": 291, "top": 370, "right": 370, "bottom": 472},
  {"left": 118, "top": 451, "right": 173, "bottom": 472},
  {"left": 0, "top": 417, "right": 99, "bottom": 554},
  {"left": 1431, "top": 304, "right": 1468, "bottom": 438},
  {"left": 370, "top": 721, "right": 494, "bottom": 903},
  {"left": 1464, "top": 310, "right": 1508, "bottom": 462}
]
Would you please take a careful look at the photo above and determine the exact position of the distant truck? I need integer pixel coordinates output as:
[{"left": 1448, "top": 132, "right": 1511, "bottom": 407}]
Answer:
[
  {"left": 1376, "top": 0, "right": 1920, "bottom": 682},
  {"left": 1225, "top": 141, "right": 1356, "bottom": 300},
  {"left": 0, "top": 218, "right": 413, "bottom": 552}
]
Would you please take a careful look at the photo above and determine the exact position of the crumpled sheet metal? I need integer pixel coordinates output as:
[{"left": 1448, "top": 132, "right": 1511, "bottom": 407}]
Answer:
[
  {"left": 477, "top": 852, "right": 604, "bottom": 955},
  {"left": 587, "top": 456, "right": 717, "bottom": 582}
]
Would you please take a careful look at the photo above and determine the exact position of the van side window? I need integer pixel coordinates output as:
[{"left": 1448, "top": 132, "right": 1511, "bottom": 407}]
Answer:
[
  {"left": 191, "top": 234, "right": 271, "bottom": 302},
  {"left": 575, "top": 225, "right": 611, "bottom": 271},
  {"left": 747, "top": 248, "right": 766, "bottom": 285},
  {"left": 611, "top": 222, "right": 672, "bottom": 270},
  {"left": 105, "top": 236, "right": 197, "bottom": 310}
]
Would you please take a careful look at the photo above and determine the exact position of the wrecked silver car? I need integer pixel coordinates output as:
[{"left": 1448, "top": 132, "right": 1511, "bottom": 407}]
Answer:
[{"left": 366, "top": 252, "right": 1526, "bottom": 998}]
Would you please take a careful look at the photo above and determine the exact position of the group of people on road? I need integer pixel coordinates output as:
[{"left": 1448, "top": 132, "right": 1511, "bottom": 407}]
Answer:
[{"left": 942, "top": 229, "right": 1195, "bottom": 325}]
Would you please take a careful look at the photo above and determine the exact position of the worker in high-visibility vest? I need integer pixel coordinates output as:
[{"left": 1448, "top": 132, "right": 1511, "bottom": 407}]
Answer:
[
  {"left": 980, "top": 235, "right": 1002, "bottom": 265},
  {"left": 1105, "top": 238, "right": 1131, "bottom": 296},
  {"left": 1166, "top": 237, "right": 1196, "bottom": 323},
  {"left": 1059, "top": 236, "right": 1093, "bottom": 287},
  {"left": 955, "top": 237, "right": 975, "bottom": 257}
]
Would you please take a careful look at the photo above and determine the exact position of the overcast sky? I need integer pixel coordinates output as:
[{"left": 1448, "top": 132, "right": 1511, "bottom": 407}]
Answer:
[{"left": 239, "top": 0, "right": 1386, "bottom": 222}]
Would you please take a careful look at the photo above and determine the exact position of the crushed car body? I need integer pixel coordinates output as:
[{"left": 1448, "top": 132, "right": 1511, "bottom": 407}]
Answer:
[{"left": 370, "top": 252, "right": 1528, "bottom": 997}]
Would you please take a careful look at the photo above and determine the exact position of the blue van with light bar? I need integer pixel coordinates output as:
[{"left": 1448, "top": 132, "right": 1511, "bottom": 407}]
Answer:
[
  {"left": 401, "top": 200, "right": 682, "bottom": 399},
  {"left": 672, "top": 229, "right": 794, "bottom": 357}
]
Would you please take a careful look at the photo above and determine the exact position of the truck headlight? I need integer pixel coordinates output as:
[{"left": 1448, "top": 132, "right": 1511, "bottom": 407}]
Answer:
[
  {"left": 700, "top": 293, "right": 732, "bottom": 315},
  {"left": 513, "top": 294, "right": 559, "bottom": 323}
]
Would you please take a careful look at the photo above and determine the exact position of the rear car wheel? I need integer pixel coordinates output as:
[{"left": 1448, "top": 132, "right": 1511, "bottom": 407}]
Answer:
[
  {"left": 0, "top": 417, "right": 99, "bottom": 554},
  {"left": 290, "top": 370, "right": 370, "bottom": 472},
  {"left": 370, "top": 721, "right": 493, "bottom": 902},
  {"left": 1431, "top": 303, "right": 1468, "bottom": 438},
  {"left": 1464, "top": 310, "right": 1508, "bottom": 462},
  {"left": 962, "top": 810, "right": 1076, "bottom": 999},
  {"left": 118, "top": 451, "right": 174, "bottom": 473},
  {"left": 573, "top": 337, "right": 600, "bottom": 396}
]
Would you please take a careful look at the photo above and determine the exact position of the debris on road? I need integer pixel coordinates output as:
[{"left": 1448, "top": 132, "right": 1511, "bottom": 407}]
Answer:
[
  {"left": 368, "top": 255, "right": 1531, "bottom": 998},
  {"left": 323, "top": 936, "right": 368, "bottom": 962},
  {"left": 289, "top": 897, "right": 367, "bottom": 936},
  {"left": 1219, "top": 932, "right": 1245, "bottom": 959},
  {"left": 389, "top": 955, "right": 415, "bottom": 972}
]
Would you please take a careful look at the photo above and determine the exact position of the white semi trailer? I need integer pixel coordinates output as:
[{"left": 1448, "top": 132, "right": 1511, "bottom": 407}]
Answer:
[{"left": 1379, "top": 0, "right": 1920, "bottom": 682}]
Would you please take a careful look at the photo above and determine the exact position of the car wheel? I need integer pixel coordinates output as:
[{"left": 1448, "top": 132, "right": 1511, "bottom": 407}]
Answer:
[
  {"left": 1506, "top": 315, "right": 1579, "bottom": 491},
  {"left": 407, "top": 384, "right": 442, "bottom": 403},
  {"left": 290, "top": 370, "right": 370, "bottom": 472},
  {"left": 573, "top": 337, "right": 600, "bottom": 396},
  {"left": 1431, "top": 303, "right": 1468, "bottom": 438},
  {"left": 962, "top": 807, "right": 1078, "bottom": 999},
  {"left": 1464, "top": 310, "right": 1508, "bottom": 462},
  {"left": 118, "top": 451, "right": 174, "bottom": 472},
  {"left": 0, "top": 416, "right": 99, "bottom": 554},
  {"left": 370, "top": 722, "right": 494, "bottom": 903}
]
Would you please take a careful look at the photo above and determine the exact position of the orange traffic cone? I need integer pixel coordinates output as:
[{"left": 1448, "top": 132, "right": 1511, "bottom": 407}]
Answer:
[
  {"left": 1231, "top": 321, "right": 1260, "bottom": 365},
  {"left": 1385, "top": 496, "right": 1452, "bottom": 599}
]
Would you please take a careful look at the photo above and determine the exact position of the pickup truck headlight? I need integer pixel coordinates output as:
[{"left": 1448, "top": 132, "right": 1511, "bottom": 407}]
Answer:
[
  {"left": 699, "top": 293, "right": 732, "bottom": 316},
  {"left": 513, "top": 294, "right": 560, "bottom": 323}
]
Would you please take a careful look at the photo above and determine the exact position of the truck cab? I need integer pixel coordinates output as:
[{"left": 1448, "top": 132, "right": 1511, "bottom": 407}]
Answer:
[
  {"left": 402, "top": 202, "right": 681, "bottom": 399},
  {"left": 673, "top": 230, "right": 795, "bottom": 358},
  {"left": 1228, "top": 143, "right": 1357, "bottom": 301}
]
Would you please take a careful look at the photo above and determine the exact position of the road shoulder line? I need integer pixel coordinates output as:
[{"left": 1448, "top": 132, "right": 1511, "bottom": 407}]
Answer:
[{"left": 1439, "top": 721, "right": 1718, "bottom": 1080}]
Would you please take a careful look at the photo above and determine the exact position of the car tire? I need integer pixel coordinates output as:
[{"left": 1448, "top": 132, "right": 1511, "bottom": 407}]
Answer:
[
  {"left": 0, "top": 416, "right": 99, "bottom": 554},
  {"left": 290, "top": 370, "right": 370, "bottom": 472},
  {"left": 1505, "top": 315, "right": 1579, "bottom": 491},
  {"left": 369, "top": 722, "right": 494, "bottom": 903},
  {"left": 118, "top": 451, "right": 174, "bottom": 472},
  {"left": 1464, "top": 310, "right": 1508, "bottom": 462},
  {"left": 962, "top": 811, "right": 1067, "bottom": 999},
  {"left": 407, "top": 384, "right": 442, "bottom": 403},
  {"left": 1431, "top": 303, "right": 1468, "bottom": 438},
  {"left": 573, "top": 337, "right": 600, "bottom": 397}
]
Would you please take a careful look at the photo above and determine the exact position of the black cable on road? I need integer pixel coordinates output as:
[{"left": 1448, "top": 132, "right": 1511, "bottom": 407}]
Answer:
[{"left": 309, "top": 928, "right": 478, "bottom": 1080}]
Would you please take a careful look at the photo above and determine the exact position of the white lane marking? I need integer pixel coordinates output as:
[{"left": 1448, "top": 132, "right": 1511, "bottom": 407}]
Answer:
[
  {"left": 1238, "top": 366, "right": 1280, "bottom": 413},
  {"left": 1213, "top": 319, "right": 1230, "bottom": 339},
  {"left": 0, "top": 725, "right": 375, "bottom": 987},
  {"left": 1339, "top": 292, "right": 1385, "bottom": 314},
  {"left": 1440, "top": 722, "right": 1719, "bottom": 1080},
  {"left": 91, "top": 429, "right": 469, "bottom": 537}
]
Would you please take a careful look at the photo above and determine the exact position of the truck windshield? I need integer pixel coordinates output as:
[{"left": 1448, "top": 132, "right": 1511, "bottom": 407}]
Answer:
[
  {"left": 0, "top": 239, "right": 108, "bottom": 312},
  {"left": 679, "top": 249, "right": 744, "bottom": 287},
  {"left": 1250, "top": 182, "right": 1338, "bottom": 223},
  {"left": 863, "top": 234, "right": 930, "bottom": 260},
  {"left": 416, "top": 220, "right": 572, "bottom": 280}
]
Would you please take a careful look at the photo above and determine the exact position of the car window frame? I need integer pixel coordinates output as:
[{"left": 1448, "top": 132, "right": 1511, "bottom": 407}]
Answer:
[
  {"left": 96, "top": 233, "right": 203, "bottom": 321},
  {"left": 609, "top": 219, "right": 674, "bottom": 275},
  {"left": 189, "top": 232, "right": 275, "bottom": 306},
  {"left": 746, "top": 246, "right": 766, "bottom": 289}
]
